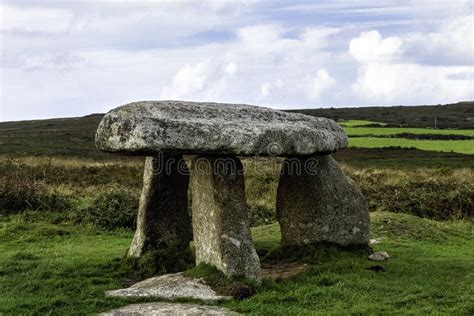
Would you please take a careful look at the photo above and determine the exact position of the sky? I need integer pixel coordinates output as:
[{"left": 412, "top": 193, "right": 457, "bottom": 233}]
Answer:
[{"left": 0, "top": 0, "right": 473, "bottom": 122}]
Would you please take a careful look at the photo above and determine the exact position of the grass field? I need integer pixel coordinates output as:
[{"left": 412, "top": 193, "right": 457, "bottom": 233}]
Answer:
[
  {"left": 344, "top": 126, "right": 474, "bottom": 137},
  {"left": 348, "top": 137, "right": 474, "bottom": 155},
  {"left": 1, "top": 212, "right": 473, "bottom": 315},
  {"left": 338, "top": 119, "right": 474, "bottom": 154},
  {"left": 339, "top": 120, "right": 387, "bottom": 127}
]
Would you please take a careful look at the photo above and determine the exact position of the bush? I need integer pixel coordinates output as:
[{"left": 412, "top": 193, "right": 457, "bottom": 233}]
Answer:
[
  {"left": 71, "top": 185, "right": 138, "bottom": 230},
  {"left": 0, "top": 160, "right": 73, "bottom": 215},
  {"left": 0, "top": 185, "right": 73, "bottom": 216},
  {"left": 0, "top": 178, "right": 43, "bottom": 214},
  {"left": 350, "top": 169, "right": 474, "bottom": 220}
]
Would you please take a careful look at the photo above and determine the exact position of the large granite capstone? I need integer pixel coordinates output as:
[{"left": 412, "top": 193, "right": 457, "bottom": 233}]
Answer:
[{"left": 96, "top": 101, "right": 347, "bottom": 156}]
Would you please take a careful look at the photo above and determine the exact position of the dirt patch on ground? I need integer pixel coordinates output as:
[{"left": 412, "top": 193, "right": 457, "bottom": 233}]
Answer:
[{"left": 260, "top": 262, "right": 307, "bottom": 280}]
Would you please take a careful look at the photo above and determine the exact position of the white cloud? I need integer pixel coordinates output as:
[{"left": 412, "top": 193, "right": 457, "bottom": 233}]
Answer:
[
  {"left": 350, "top": 27, "right": 474, "bottom": 105},
  {"left": 349, "top": 30, "right": 403, "bottom": 63},
  {"left": 0, "top": 4, "right": 73, "bottom": 33},
  {"left": 236, "top": 24, "right": 286, "bottom": 52},
  {"left": 260, "top": 82, "right": 271, "bottom": 97},
  {"left": 17, "top": 53, "right": 84, "bottom": 71},
  {"left": 404, "top": 15, "right": 474, "bottom": 65},
  {"left": 300, "top": 27, "right": 340, "bottom": 49},
  {"left": 160, "top": 61, "right": 210, "bottom": 100},
  {"left": 352, "top": 63, "right": 473, "bottom": 104},
  {"left": 224, "top": 62, "right": 237, "bottom": 75},
  {"left": 349, "top": 24, "right": 474, "bottom": 104},
  {"left": 307, "top": 69, "right": 336, "bottom": 100},
  {"left": 1, "top": 1, "right": 473, "bottom": 121}
]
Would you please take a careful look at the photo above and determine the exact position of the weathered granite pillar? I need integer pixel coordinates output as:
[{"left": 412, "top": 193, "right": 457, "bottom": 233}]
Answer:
[
  {"left": 128, "top": 155, "right": 191, "bottom": 257},
  {"left": 276, "top": 155, "right": 370, "bottom": 247},
  {"left": 190, "top": 156, "right": 261, "bottom": 280}
]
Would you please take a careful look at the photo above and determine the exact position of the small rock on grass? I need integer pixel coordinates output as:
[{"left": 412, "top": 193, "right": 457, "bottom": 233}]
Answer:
[
  {"left": 368, "top": 251, "right": 390, "bottom": 261},
  {"left": 369, "top": 238, "right": 382, "bottom": 245}
]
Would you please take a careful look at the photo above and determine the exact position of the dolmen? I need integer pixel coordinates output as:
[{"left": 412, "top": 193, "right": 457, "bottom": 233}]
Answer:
[{"left": 96, "top": 101, "right": 370, "bottom": 281}]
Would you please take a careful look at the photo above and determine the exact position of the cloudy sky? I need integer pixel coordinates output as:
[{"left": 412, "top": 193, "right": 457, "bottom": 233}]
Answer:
[{"left": 0, "top": 0, "right": 473, "bottom": 121}]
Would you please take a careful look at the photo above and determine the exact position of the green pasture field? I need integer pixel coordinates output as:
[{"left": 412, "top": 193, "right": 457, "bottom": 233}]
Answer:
[
  {"left": 340, "top": 119, "right": 474, "bottom": 155},
  {"left": 348, "top": 137, "right": 474, "bottom": 155},
  {"left": 0, "top": 212, "right": 473, "bottom": 315},
  {"left": 338, "top": 120, "right": 387, "bottom": 127},
  {"left": 343, "top": 126, "right": 474, "bottom": 137}
]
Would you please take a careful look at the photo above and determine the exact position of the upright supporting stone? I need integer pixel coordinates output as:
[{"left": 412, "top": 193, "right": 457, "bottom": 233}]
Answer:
[
  {"left": 190, "top": 156, "right": 261, "bottom": 280},
  {"left": 128, "top": 155, "right": 191, "bottom": 257},
  {"left": 276, "top": 155, "right": 370, "bottom": 247}
]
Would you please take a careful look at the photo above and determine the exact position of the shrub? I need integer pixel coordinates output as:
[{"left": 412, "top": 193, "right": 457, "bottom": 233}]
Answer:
[
  {"left": 0, "top": 160, "right": 73, "bottom": 215},
  {"left": 350, "top": 169, "right": 474, "bottom": 220},
  {"left": 0, "top": 179, "right": 43, "bottom": 214},
  {"left": 71, "top": 185, "right": 138, "bottom": 230}
]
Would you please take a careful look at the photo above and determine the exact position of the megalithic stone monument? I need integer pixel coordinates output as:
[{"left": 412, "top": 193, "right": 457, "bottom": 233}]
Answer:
[{"left": 96, "top": 100, "right": 370, "bottom": 281}]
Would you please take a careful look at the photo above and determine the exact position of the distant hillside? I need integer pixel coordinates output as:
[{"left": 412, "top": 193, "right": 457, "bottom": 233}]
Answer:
[
  {"left": 0, "top": 101, "right": 472, "bottom": 158},
  {"left": 0, "top": 114, "right": 108, "bottom": 158},
  {"left": 290, "top": 101, "right": 474, "bottom": 129}
]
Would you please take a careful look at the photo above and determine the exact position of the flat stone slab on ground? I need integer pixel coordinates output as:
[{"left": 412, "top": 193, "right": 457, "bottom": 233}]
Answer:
[
  {"left": 96, "top": 100, "right": 347, "bottom": 156},
  {"left": 105, "top": 272, "right": 230, "bottom": 302},
  {"left": 368, "top": 251, "right": 390, "bottom": 261},
  {"left": 100, "top": 302, "right": 239, "bottom": 316}
]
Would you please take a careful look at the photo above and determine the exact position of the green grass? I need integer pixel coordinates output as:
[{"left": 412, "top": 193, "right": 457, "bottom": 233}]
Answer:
[
  {"left": 339, "top": 120, "right": 387, "bottom": 127},
  {"left": 0, "top": 220, "right": 134, "bottom": 314},
  {"left": 292, "top": 101, "right": 474, "bottom": 129},
  {"left": 1, "top": 212, "right": 473, "bottom": 315},
  {"left": 344, "top": 126, "right": 474, "bottom": 136},
  {"left": 349, "top": 137, "right": 474, "bottom": 155},
  {"left": 228, "top": 213, "right": 474, "bottom": 315}
]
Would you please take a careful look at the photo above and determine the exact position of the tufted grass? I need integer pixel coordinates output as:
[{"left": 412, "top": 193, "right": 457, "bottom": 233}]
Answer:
[{"left": 0, "top": 212, "right": 473, "bottom": 315}]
